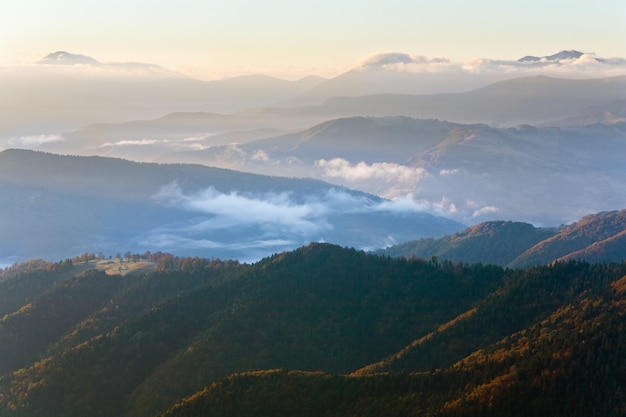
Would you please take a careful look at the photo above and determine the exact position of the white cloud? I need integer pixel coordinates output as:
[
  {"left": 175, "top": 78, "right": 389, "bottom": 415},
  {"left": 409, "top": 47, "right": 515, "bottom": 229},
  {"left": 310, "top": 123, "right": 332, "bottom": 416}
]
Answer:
[
  {"left": 251, "top": 149, "right": 270, "bottom": 161},
  {"left": 466, "top": 199, "right": 481, "bottom": 208},
  {"left": 439, "top": 168, "right": 459, "bottom": 176},
  {"left": 182, "top": 134, "right": 215, "bottom": 142},
  {"left": 187, "top": 143, "right": 208, "bottom": 150},
  {"left": 152, "top": 182, "right": 329, "bottom": 235},
  {"left": 360, "top": 52, "right": 415, "bottom": 67},
  {"left": 472, "top": 206, "right": 499, "bottom": 218},
  {"left": 7, "top": 134, "right": 64, "bottom": 147},
  {"left": 402, "top": 196, "right": 459, "bottom": 217},
  {"left": 95, "top": 135, "right": 216, "bottom": 152},
  {"left": 357, "top": 52, "right": 626, "bottom": 78},
  {"left": 358, "top": 52, "right": 454, "bottom": 73},
  {"left": 146, "top": 183, "right": 460, "bottom": 258},
  {"left": 33, "top": 55, "right": 183, "bottom": 79},
  {"left": 373, "top": 195, "right": 430, "bottom": 213},
  {"left": 316, "top": 158, "right": 428, "bottom": 183},
  {"left": 99, "top": 139, "right": 159, "bottom": 147}
]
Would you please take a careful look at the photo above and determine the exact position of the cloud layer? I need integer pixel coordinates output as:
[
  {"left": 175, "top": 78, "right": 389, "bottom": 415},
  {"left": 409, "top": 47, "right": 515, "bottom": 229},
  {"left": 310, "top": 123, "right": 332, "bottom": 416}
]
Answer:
[
  {"left": 142, "top": 182, "right": 449, "bottom": 260},
  {"left": 357, "top": 51, "right": 626, "bottom": 78},
  {"left": 316, "top": 158, "right": 428, "bottom": 183},
  {"left": 153, "top": 182, "right": 328, "bottom": 235},
  {"left": 7, "top": 134, "right": 65, "bottom": 148}
]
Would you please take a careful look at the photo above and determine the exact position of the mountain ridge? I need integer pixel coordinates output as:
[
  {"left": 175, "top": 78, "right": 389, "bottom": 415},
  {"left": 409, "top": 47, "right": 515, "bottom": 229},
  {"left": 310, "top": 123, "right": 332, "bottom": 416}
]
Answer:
[
  {"left": 0, "top": 149, "right": 463, "bottom": 263},
  {"left": 287, "top": 50, "right": 625, "bottom": 106},
  {"left": 1, "top": 244, "right": 625, "bottom": 416},
  {"left": 518, "top": 49, "right": 588, "bottom": 62},
  {"left": 3, "top": 48, "right": 624, "bottom": 138},
  {"left": 377, "top": 209, "right": 626, "bottom": 267},
  {"left": 158, "top": 113, "right": 626, "bottom": 225},
  {"left": 37, "top": 51, "right": 102, "bottom": 66}
]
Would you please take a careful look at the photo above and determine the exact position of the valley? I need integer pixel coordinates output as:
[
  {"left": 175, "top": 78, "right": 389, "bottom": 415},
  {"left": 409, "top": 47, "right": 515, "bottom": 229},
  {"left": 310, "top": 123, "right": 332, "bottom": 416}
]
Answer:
[
  {"left": 3, "top": 55, "right": 624, "bottom": 227},
  {"left": 1, "top": 47, "right": 626, "bottom": 417}
]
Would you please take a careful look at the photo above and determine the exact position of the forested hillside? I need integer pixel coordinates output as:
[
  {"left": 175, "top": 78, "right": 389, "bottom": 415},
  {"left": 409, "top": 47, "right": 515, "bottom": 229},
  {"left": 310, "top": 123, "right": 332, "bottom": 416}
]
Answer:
[
  {"left": 378, "top": 209, "right": 626, "bottom": 267},
  {"left": 0, "top": 244, "right": 625, "bottom": 416}
]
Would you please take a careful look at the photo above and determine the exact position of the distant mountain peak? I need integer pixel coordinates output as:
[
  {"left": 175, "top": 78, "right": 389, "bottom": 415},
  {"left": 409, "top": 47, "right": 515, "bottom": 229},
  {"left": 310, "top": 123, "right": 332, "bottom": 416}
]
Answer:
[
  {"left": 37, "top": 51, "right": 101, "bottom": 66},
  {"left": 517, "top": 50, "right": 594, "bottom": 63},
  {"left": 360, "top": 52, "right": 415, "bottom": 68}
]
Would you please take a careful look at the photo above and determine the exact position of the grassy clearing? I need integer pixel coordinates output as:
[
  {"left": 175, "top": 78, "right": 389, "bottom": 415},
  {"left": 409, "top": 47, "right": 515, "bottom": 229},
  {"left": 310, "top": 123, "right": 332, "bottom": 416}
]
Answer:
[{"left": 73, "top": 259, "right": 157, "bottom": 276}]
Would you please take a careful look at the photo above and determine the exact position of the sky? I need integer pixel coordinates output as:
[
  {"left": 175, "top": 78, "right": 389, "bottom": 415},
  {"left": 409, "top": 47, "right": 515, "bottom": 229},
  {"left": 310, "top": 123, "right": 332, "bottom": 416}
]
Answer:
[{"left": 1, "top": 0, "right": 625, "bottom": 79}]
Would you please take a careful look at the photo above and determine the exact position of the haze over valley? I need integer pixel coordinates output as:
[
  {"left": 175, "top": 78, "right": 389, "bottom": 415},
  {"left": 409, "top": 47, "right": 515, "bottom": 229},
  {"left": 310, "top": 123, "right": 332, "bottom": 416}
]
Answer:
[
  {"left": 0, "top": 149, "right": 463, "bottom": 264},
  {"left": 1, "top": 49, "right": 625, "bottom": 258},
  {"left": 3, "top": 1, "right": 626, "bottom": 415}
]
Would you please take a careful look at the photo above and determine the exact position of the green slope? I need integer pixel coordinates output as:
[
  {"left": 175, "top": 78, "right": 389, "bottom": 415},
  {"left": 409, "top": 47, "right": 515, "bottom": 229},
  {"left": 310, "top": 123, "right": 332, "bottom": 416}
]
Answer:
[
  {"left": 0, "top": 244, "right": 502, "bottom": 417},
  {"left": 160, "top": 263, "right": 626, "bottom": 417},
  {"left": 377, "top": 221, "right": 557, "bottom": 266},
  {"left": 1, "top": 245, "right": 626, "bottom": 417},
  {"left": 378, "top": 209, "right": 626, "bottom": 268},
  {"left": 509, "top": 210, "right": 626, "bottom": 267}
]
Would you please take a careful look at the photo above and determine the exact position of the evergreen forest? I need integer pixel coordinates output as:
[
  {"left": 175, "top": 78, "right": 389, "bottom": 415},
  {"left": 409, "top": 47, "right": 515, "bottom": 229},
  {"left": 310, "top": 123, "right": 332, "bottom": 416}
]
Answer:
[{"left": 0, "top": 244, "right": 625, "bottom": 416}]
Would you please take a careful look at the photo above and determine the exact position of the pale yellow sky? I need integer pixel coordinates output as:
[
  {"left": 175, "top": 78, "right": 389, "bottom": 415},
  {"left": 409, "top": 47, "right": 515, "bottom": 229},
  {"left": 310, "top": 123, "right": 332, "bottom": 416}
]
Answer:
[{"left": 2, "top": 0, "right": 625, "bottom": 80}]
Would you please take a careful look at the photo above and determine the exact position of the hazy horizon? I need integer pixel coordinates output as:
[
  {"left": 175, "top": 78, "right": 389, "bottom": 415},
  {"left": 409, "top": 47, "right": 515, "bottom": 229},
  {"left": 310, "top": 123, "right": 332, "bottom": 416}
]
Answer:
[
  {"left": 3, "top": 1, "right": 625, "bottom": 80},
  {"left": 4, "top": 48, "right": 626, "bottom": 83},
  {"left": 2, "top": 0, "right": 626, "bottom": 263}
]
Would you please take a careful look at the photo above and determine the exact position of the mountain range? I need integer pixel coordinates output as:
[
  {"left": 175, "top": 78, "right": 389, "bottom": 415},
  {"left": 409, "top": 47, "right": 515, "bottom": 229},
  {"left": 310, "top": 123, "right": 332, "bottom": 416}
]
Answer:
[
  {"left": 11, "top": 114, "right": 626, "bottom": 227},
  {"left": 2, "top": 49, "right": 625, "bottom": 257},
  {"left": 301, "top": 74, "right": 626, "bottom": 126},
  {"left": 151, "top": 115, "right": 626, "bottom": 225},
  {"left": 0, "top": 52, "right": 326, "bottom": 137},
  {"left": 0, "top": 149, "right": 462, "bottom": 265},
  {"left": 286, "top": 49, "right": 623, "bottom": 105},
  {"left": 3, "top": 50, "right": 626, "bottom": 229},
  {"left": 1, "top": 48, "right": 626, "bottom": 417},
  {"left": 518, "top": 49, "right": 590, "bottom": 62},
  {"left": 23, "top": 74, "right": 622, "bottom": 178},
  {"left": 2, "top": 49, "right": 624, "bottom": 139},
  {"left": 377, "top": 209, "right": 626, "bottom": 268},
  {"left": 0, "top": 243, "right": 625, "bottom": 416}
]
